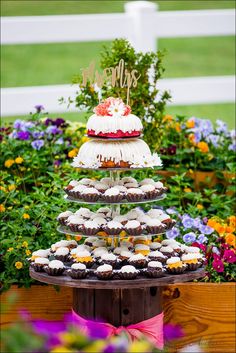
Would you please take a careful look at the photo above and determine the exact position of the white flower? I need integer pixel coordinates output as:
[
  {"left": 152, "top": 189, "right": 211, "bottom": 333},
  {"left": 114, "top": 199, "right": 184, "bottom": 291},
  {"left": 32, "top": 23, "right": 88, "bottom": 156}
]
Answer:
[
  {"left": 107, "top": 100, "right": 126, "bottom": 117},
  {"left": 152, "top": 153, "right": 163, "bottom": 167}
]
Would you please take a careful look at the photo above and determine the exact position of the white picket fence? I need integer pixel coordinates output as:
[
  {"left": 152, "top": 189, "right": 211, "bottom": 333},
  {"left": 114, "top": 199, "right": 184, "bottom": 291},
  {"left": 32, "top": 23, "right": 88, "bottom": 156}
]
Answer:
[{"left": 1, "top": 1, "right": 235, "bottom": 116}]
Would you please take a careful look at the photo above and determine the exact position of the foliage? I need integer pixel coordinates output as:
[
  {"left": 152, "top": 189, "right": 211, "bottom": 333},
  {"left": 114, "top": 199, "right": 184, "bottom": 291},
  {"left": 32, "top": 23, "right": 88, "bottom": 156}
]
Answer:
[{"left": 66, "top": 38, "right": 171, "bottom": 150}]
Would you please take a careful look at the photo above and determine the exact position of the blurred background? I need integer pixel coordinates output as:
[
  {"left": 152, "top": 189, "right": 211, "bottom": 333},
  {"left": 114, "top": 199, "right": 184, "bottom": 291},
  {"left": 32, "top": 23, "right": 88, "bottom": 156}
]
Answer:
[{"left": 1, "top": 0, "right": 235, "bottom": 127}]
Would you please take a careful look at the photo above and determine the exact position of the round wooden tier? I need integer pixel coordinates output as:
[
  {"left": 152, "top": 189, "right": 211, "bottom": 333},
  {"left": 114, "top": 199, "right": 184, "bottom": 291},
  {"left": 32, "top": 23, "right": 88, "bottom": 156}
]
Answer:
[{"left": 30, "top": 268, "right": 205, "bottom": 326}]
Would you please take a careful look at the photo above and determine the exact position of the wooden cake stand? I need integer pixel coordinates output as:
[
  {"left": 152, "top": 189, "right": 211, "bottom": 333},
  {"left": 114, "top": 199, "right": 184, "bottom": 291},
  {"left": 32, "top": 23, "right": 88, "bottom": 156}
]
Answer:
[{"left": 30, "top": 267, "right": 206, "bottom": 326}]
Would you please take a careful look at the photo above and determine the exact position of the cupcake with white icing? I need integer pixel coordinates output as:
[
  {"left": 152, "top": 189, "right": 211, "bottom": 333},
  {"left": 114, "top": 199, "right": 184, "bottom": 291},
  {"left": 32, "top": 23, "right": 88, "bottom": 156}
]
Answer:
[
  {"left": 124, "top": 220, "right": 142, "bottom": 236},
  {"left": 54, "top": 246, "right": 70, "bottom": 262},
  {"left": 158, "top": 214, "right": 176, "bottom": 230},
  {"left": 119, "top": 265, "right": 139, "bottom": 280},
  {"left": 182, "top": 253, "right": 201, "bottom": 271},
  {"left": 119, "top": 250, "right": 133, "bottom": 264},
  {"left": 31, "top": 257, "right": 50, "bottom": 272},
  {"left": 166, "top": 256, "right": 185, "bottom": 274},
  {"left": 95, "top": 264, "right": 113, "bottom": 280},
  {"left": 94, "top": 182, "right": 110, "bottom": 193},
  {"left": 126, "top": 188, "right": 144, "bottom": 202},
  {"left": 160, "top": 245, "right": 175, "bottom": 258},
  {"left": 83, "top": 220, "right": 100, "bottom": 236},
  {"left": 103, "top": 221, "right": 123, "bottom": 235},
  {"left": 78, "top": 178, "right": 93, "bottom": 186},
  {"left": 128, "top": 253, "right": 147, "bottom": 269},
  {"left": 149, "top": 242, "right": 162, "bottom": 251},
  {"left": 44, "top": 260, "right": 65, "bottom": 276},
  {"left": 57, "top": 211, "right": 73, "bottom": 226},
  {"left": 135, "top": 244, "right": 150, "bottom": 256},
  {"left": 51, "top": 240, "right": 77, "bottom": 252},
  {"left": 84, "top": 236, "right": 99, "bottom": 247},
  {"left": 133, "top": 236, "right": 149, "bottom": 246},
  {"left": 146, "top": 219, "right": 165, "bottom": 235},
  {"left": 67, "top": 215, "right": 84, "bottom": 232},
  {"left": 69, "top": 184, "right": 87, "bottom": 199},
  {"left": 102, "top": 187, "right": 123, "bottom": 203},
  {"left": 96, "top": 206, "right": 111, "bottom": 217},
  {"left": 140, "top": 178, "right": 156, "bottom": 186},
  {"left": 146, "top": 261, "right": 164, "bottom": 278},
  {"left": 119, "top": 240, "right": 133, "bottom": 250},
  {"left": 148, "top": 250, "right": 167, "bottom": 263},
  {"left": 92, "top": 239, "right": 107, "bottom": 248},
  {"left": 75, "top": 207, "right": 93, "bottom": 219},
  {"left": 140, "top": 184, "right": 160, "bottom": 199},
  {"left": 155, "top": 181, "right": 167, "bottom": 193},
  {"left": 64, "top": 180, "right": 80, "bottom": 195},
  {"left": 147, "top": 209, "right": 164, "bottom": 219},
  {"left": 74, "top": 250, "right": 93, "bottom": 267},
  {"left": 67, "top": 263, "right": 87, "bottom": 279},
  {"left": 81, "top": 187, "right": 100, "bottom": 202},
  {"left": 93, "top": 247, "right": 108, "bottom": 261},
  {"left": 100, "top": 253, "right": 117, "bottom": 268},
  {"left": 30, "top": 249, "right": 51, "bottom": 262}
]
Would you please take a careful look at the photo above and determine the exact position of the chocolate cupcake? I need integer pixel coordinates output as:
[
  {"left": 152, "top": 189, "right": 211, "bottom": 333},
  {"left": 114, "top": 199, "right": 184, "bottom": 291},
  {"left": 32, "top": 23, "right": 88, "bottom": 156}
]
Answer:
[
  {"left": 54, "top": 246, "right": 70, "bottom": 262},
  {"left": 124, "top": 181, "right": 139, "bottom": 188},
  {"left": 74, "top": 250, "right": 94, "bottom": 267},
  {"left": 83, "top": 220, "right": 100, "bottom": 235},
  {"left": 64, "top": 180, "right": 80, "bottom": 195},
  {"left": 148, "top": 250, "right": 167, "bottom": 263},
  {"left": 160, "top": 246, "right": 175, "bottom": 258},
  {"left": 146, "top": 219, "right": 165, "bottom": 235},
  {"left": 158, "top": 214, "right": 176, "bottom": 230},
  {"left": 94, "top": 182, "right": 109, "bottom": 193},
  {"left": 182, "top": 253, "right": 201, "bottom": 271},
  {"left": 57, "top": 211, "right": 73, "bottom": 226},
  {"left": 93, "top": 247, "right": 108, "bottom": 262},
  {"left": 154, "top": 181, "right": 167, "bottom": 194},
  {"left": 135, "top": 244, "right": 150, "bottom": 256},
  {"left": 70, "top": 184, "right": 87, "bottom": 199},
  {"left": 124, "top": 220, "right": 142, "bottom": 236},
  {"left": 119, "top": 240, "right": 133, "bottom": 250},
  {"left": 149, "top": 242, "right": 162, "bottom": 251},
  {"left": 113, "top": 215, "right": 128, "bottom": 226},
  {"left": 44, "top": 260, "right": 65, "bottom": 276},
  {"left": 81, "top": 187, "right": 100, "bottom": 202},
  {"left": 119, "top": 250, "right": 133, "bottom": 265},
  {"left": 102, "top": 187, "right": 123, "bottom": 203},
  {"left": 140, "top": 184, "right": 160, "bottom": 199},
  {"left": 31, "top": 249, "right": 51, "bottom": 262},
  {"left": 92, "top": 239, "right": 107, "bottom": 249},
  {"left": 128, "top": 253, "right": 147, "bottom": 269},
  {"left": 103, "top": 221, "right": 123, "bottom": 235},
  {"left": 100, "top": 253, "right": 117, "bottom": 268},
  {"left": 67, "top": 263, "right": 87, "bottom": 279},
  {"left": 95, "top": 264, "right": 113, "bottom": 280},
  {"left": 31, "top": 257, "right": 49, "bottom": 272},
  {"left": 119, "top": 265, "right": 139, "bottom": 280},
  {"left": 67, "top": 216, "right": 84, "bottom": 233},
  {"left": 166, "top": 256, "right": 186, "bottom": 274},
  {"left": 139, "top": 178, "right": 156, "bottom": 186},
  {"left": 126, "top": 188, "right": 145, "bottom": 202},
  {"left": 146, "top": 261, "right": 164, "bottom": 278}
]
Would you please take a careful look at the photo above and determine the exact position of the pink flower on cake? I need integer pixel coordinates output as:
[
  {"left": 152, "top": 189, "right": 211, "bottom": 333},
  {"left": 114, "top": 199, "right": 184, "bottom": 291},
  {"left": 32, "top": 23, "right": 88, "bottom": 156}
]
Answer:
[{"left": 93, "top": 97, "right": 131, "bottom": 117}]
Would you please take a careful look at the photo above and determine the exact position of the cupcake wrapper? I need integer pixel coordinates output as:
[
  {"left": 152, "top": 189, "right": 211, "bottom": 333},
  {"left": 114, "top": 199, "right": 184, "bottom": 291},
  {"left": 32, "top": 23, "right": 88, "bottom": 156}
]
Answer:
[
  {"left": 102, "top": 195, "right": 124, "bottom": 203},
  {"left": 58, "top": 218, "right": 68, "bottom": 226},
  {"left": 186, "top": 262, "right": 200, "bottom": 271},
  {"left": 102, "top": 227, "right": 122, "bottom": 235},
  {"left": 118, "top": 257, "right": 129, "bottom": 266},
  {"left": 30, "top": 263, "right": 45, "bottom": 272},
  {"left": 54, "top": 255, "right": 69, "bottom": 262},
  {"left": 82, "top": 194, "right": 100, "bottom": 202},
  {"left": 66, "top": 269, "right": 87, "bottom": 279},
  {"left": 145, "top": 269, "right": 164, "bottom": 278},
  {"left": 161, "top": 252, "right": 174, "bottom": 258},
  {"left": 82, "top": 228, "right": 99, "bottom": 236},
  {"left": 146, "top": 226, "right": 165, "bottom": 235},
  {"left": 144, "top": 190, "right": 161, "bottom": 199},
  {"left": 68, "top": 224, "right": 82, "bottom": 233},
  {"left": 128, "top": 260, "right": 147, "bottom": 269},
  {"left": 75, "top": 260, "right": 94, "bottom": 268},
  {"left": 70, "top": 191, "right": 82, "bottom": 199},
  {"left": 96, "top": 271, "right": 113, "bottom": 280},
  {"left": 64, "top": 187, "right": 73, "bottom": 196},
  {"left": 101, "top": 260, "right": 117, "bottom": 268},
  {"left": 119, "top": 272, "right": 138, "bottom": 280},
  {"left": 124, "top": 227, "right": 143, "bottom": 236},
  {"left": 148, "top": 256, "right": 166, "bottom": 263},
  {"left": 44, "top": 266, "right": 65, "bottom": 276},
  {"left": 126, "top": 194, "right": 144, "bottom": 202},
  {"left": 163, "top": 220, "right": 176, "bottom": 230},
  {"left": 167, "top": 266, "right": 185, "bottom": 274}
]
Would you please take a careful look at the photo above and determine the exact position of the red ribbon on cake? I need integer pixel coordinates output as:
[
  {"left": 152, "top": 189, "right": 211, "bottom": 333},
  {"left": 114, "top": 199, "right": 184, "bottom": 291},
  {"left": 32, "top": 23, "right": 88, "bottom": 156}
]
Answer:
[{"left": 72, "top": 310, "right": 164, "bottom": 349}]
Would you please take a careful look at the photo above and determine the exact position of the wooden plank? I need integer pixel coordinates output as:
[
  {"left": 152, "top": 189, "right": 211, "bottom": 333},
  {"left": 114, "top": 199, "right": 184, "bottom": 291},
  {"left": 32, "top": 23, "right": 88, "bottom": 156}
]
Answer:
[
  {"left": 163, "top": 283, "right": 236, "bottom": 353},
  {"left": 120, "top": 288, "right": 146, "bottom": 325},
  {"left": 72, "top": 288, "right": 94, "bottom": 319},
  {"left": 94, "top": 289, "right": 120, "bottom": 326}
]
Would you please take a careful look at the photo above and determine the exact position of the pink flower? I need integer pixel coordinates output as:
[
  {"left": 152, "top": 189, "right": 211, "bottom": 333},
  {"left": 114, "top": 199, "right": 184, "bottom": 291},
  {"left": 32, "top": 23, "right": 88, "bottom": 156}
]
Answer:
[
  {"left": 93, "top": 97, "right": 131, "bottom": 116},
  {"left": 223, "top": 249, "right": 236, "bottom": 264},
  {"left": 212, "top": 259, "right": 224, "bottom": 273}
]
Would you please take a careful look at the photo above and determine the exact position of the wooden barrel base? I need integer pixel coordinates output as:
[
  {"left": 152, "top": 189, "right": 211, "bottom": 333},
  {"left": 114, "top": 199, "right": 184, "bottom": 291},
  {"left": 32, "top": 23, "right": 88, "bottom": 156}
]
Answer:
[{"left": 73, "top": 287, "right": 163, "bottom": 326}]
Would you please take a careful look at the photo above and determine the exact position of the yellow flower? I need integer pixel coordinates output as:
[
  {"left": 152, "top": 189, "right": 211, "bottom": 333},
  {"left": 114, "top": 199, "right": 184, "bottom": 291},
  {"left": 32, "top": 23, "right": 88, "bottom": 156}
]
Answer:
[
  {"left": 129, "top": 341, "right": 152, "bottom": 352},
  {"left": 188, "top": 169, "right": 194, "bottom": 174},
  {"left": 15, "top": 261, "right": 23, "bottom": 269},
  {"left": 175, "top": 122, "right": 181, "bottom": 132},
  {"left": 7, "top": 247, "right": 14, "bottom": 252},
  {"left": 197, "top": 141, "right": 209, "bottom": 153},
  {"left": 68, "top": 148, "right": 78, "bottom": 158},
  {"left": 163, "top": 114, "right": 173, "bottom": 122},
  {"left": 23, "top": 213, "right": 30, "bottom": 219},
  {"left": 4, "top": 159, "right": 15, "bottom": 168},
  {"left": 184, "top": 187, "right": 192, "bottom": 193},
  {"left": 197, "top": 204, "right": 204, "bottom": 210},
  {"left": 25, "top": 249, "right": 31, "bottom": 256},
  {"left": 8, "top": 184, "right": 16, "bottom": 192},
  {"left": 15, "top": 157, "right": 24, "bottom": 164},
  {"left": 0, "top": 204, "right": 6, "bottom": 212},
  {"left": 7, "top": 206, "right": 13, "bottom": 210},
  {"left": 24, "top": 205, "right": 30, "bottom": 209},
  {"left": 186, "top": 119, "right": 195, "bottom": 129},
  {"left": 22, "top": 241, "right": 28, "bottom": 248},
  {"left": 0, "top": 186, "right": 6, "bottom": 192},
  {"left": 50, "top": 347, "right": 76, "bottom": 353}
]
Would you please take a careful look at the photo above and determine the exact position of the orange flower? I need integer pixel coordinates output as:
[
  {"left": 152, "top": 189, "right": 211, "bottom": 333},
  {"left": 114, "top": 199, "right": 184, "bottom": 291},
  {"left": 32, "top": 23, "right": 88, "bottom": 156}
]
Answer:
[
  {"left": 184, "top": 188, "right": 192, "bottom": 193},
  {"left": 186, "top": 119, "right": 195, "bottom": 128},
  {"left": 197, "top": 204, "right": 204, "bottom": 210},
  {"left": 226, "top": 225, "right": 235, "bottom": 234},
  {"left": 225, "top": 234, "right": 236, "bottom": 247},
  {"left": 197, "top": 141, "right": 209, "bottom": 153},
  {"left": 207, "top": 219, "right": 217, "bottom": 228},
  {"left": 68, "top": 149, "right": 78, "bottom": 158},
  {"left": 188, "top": 133, "right": 196, "bottom": 145},
  {"left": 163, "top": 114, "right": 173, "bottom": 122},
  {"left": 228, "top": 216, "right": 236, "bottom": 227},
  {"left": 23, "top": 213, "right": 30, "bottom": 219},
  {"left": 75, "top": 235, "right": 82, "bottom": 241},
  {"left": 175, "top": 123, "right": 181, "bottom": 132},
  {"left": 0, "top": 204, "right": 5, "bottom": 212},
  {"left": 214, "top": 223, "right": 226, "bottom": 235}
]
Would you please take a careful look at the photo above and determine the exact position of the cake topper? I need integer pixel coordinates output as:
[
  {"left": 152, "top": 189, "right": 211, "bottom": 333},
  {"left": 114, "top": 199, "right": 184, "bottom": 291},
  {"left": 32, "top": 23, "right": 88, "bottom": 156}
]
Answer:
[{"left": 81, "top": 59, "right": 141, "bottom": 104}]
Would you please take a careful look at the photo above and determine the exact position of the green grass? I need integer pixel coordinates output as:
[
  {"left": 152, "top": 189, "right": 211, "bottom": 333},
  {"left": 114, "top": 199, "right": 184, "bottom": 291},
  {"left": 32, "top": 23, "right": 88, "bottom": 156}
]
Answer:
[
  {"left": 2, "top": 103, "right": 235, "bottom": 129},
  {"left": 1, "top": 0, "right": 235, "bottom": 16}
]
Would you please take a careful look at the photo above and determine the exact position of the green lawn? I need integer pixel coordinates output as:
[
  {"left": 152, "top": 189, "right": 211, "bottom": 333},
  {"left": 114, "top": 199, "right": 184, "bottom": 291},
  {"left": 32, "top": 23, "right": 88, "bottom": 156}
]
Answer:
[{"left": 2, "top": 103, "right": 235, "bottom": 129}]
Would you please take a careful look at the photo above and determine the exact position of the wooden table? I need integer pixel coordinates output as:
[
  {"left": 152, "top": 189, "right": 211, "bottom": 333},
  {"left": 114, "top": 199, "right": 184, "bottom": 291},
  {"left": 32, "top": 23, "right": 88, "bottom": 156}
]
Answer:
[{"left": 30, "top": 267, "right": 205, "bottom": 326}]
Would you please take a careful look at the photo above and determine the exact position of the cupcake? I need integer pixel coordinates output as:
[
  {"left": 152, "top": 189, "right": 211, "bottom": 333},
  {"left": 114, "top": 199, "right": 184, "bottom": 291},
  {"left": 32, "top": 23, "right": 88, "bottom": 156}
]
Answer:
[
  {"left": 126, "top": 209, "right": 140, "bottom": 220},
  {"left": 67, "top": 216, "right": 84, "bottom": 232},
  {"left": 44, "top": 260, "right": 65, "bottom": 276},
  {"left": 147, "top": 209, "right": 164, "bottom": 219},
  {"left": 31, "top": 249, "right": 50, "bottom": 261},
  {"left": 122, "top": 177, "right": 137, "bottom": 184},
  {"left": 113, "top": 215, "right": 128, "bottom": 225},
  {"left": 100, "top": 177, "right": 113, "bottom": 186},
  {"left": 166, "top": 256, "right": 185, "bottom": 274},
  {"left": 74, "top": 250, "right": 93, "bottom": 267},
  {"left": 126, "top": 188, "right": 144, "bottom": 202},
  {"left": 75, "top": 207, "right": 93, "bottom": 219},
  {"left": 135, "top": 244, "right": 150, "bottom": 256},
  {"left": 119, "top": 265, "right": 139, "bottom": 280},
  {"left": 148, "top": 250, "right": 167, "bottom": 263},
  {"left": 51, "top": 240, "right": 77, "bottom": 252},
  {"left": 67, "top": 263, "right": 87, "bottom": 279},
  {"left": 138, "top": 215, "right": 151, "bottom": 225},
  {"left": 145, "top": 219, "right": 165, "bottom": 235},
  {"left": 124, "top": 220, "right": 142, "bottom": 236},
  {"left": 103, "top": 187, "right": 123, "bottom": 203},
  {"left": 94, "top": 182, "right": 110, "bottom": 193},
  {"left": 103, "top": 221, "right": 123, "bottom": 235},
  {"left": 139, "top": 178, "right": 156, "bottom": 186},
  {"left": 158, "top": 214, "right": 176, "bottom": 230},
  {"left": 119, "top": 250, "right": 133, "bottom": 264},
  {"left": 64, "top": 180, "right": 80, "bottom": 195},
  {"left": 146, "top": 261, "right": 164, "bottom": 278},
  {"left": 95, "top": 264, "right": 113, "bottom": 280},
  {"left": 140, "top": 184, "right": 160, "bottom": 199},
  {"left": 113, "top": 185, "right": 128, "bottom": 196},
  {"left": 70, "top": 184, "right": 87, "bottom": 199},
  {"left": 54, "top": 247, "right": 70, "bottom": 262},
  {"left": 149, "top": 242, "right": 162, "bottom": 251},
  {"left": 155, "top": 181, "right": 167, "bottom": 194},
  {"left": 57, "top": 211, "right": 73, "bottom": 226},
  {"left": 160, "top": 246, "right": 175, "bottom": 258},
  {"left": 100, "top": 253, "right": 117, "bottom": 268},
  {"left": 81, "top": 187, "right": 100, "bottom": 202},
  {"left": 31, "top": 257, "right": 49, "bottom": 272},
  {"left": 92, "top": 216, "right": 107, "bottom": 227},
  {"left": 96, "top": 207, "right": 111, "bottom": 217},
  {"left": 133, "top": 236, "right": 149, "bottom": 245},
  {"left": 78, "top": 178, "right": 93, "bottom": 186},
  {"left": 93, "top": 247, "right": 108, "bottom": 261},
  {"left": 128, "top": 253, "right": 147, "bottom": 269},
  {"left": 181, "top": 253, "right": 200, "bottom": 271},
  {"left": 124, "top": 181, "right": 139, "bottom": 188},
  {"left": 83, "top": 221, "right": 100, "bottom": 236}
]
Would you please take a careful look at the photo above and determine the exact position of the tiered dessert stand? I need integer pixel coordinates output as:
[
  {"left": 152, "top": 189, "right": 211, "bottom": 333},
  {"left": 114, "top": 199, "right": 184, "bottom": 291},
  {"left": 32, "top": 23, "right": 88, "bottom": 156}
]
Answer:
[{"left": 30, "top": 134, "right": 205, "bottom": 327}]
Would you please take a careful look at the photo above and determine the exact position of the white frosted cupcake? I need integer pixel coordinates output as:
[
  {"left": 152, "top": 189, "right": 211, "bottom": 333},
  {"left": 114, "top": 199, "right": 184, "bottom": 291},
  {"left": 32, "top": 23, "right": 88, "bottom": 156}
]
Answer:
[
  {"left": 81, "top": 187, "right": 100, "bottom": 202},
  {"left": 83, "top": 220, "right": 100, "bottom": 235},
  {"left": 124, "top": 220, "right": 142, "bottom": 235},
  {"left": 135, "top": 244, "right": 150, "bottom": 256},
  {"left": 70, "top": 184, "right": 87, "bottom": 199},
  {"left": 140, "top": 184, "right": 160, "bottom": 199},
  {"left": 147, "top": 209, "right": 164, "bottom": 219},
  {"left": 102, "top": 187, "right": 123, "bottom": 203},
  {"left": 74, "top": 250, "right": 93, "bottom": 267},
  {"left": 78, "top": 178, "right": 93, "bottom": 186},
  {"left": 182, "top": 253, "right": 201, "bottom": 271},
  {"left": 158, "top": 214, "right": 176, "bottom": 230},
  {"left": 75, "top": 207, "right": 93, "bottom": 219},
  {"left": 94, "top": 182, "right": 110, "bottom": 193},
  {"left": 149, "top": 242, "right": 162, "bottom": 250},
  {"left": 95, "top": 264, "right": 113, "bottom": 280},
  {"left": 92, "top": 239, "right": 107, "bottom": 248},
  {"left": 128, "top": 253, "right": 147, "bottom": 269},
  {"left": 103, "top": 221, "right": 123, "bottom": 235},
  {"left": 101, "top": 253, "right": 117, "bottom": 267},
  {"left": 54, "top": 246, "right": 70, "bottom": 262},
  {"left": 57, "top": 211, "right": 73, "bottom": 225},
  {"left": 31, "top": 249, "right": 50, "bottom": 261},
  {"left": 146, "top": 261, "right": 164, "bottom": 278},
  {"left": 119, "top": 250, "right": 133, "bottom": 264},
  {"left": 140, "top": 178, "right": 156, "bottom": 186},
  {"left": 126, "top": 188, "right": 145, "bottom": 202},
  {"left": 44, "top": 260, "right": 65, "bottom": 276},
  {"left": 31, "top": 257, "right": 50, "bottom": 272},
  {"left": 146, "top": 219, "right": 165, "bottom": 234},
  {"left": 148, "top": 250, "right": 167, "bottom": 263},
  {"left": 67, "top": 262, "right": 87, "bottom": 279},
  {"left": 160, "top": 245, "right": 175, "bottom": 258},
  {"left": 166, "top": 256, "right": 185, "bottom": 274},
  {"left": 51, "top": 240, "right": 77, "bottom": 252},
  {"left": 93, "top": 247, "right": 108, "bottom": 260},
  {"left": 119, "top": 265, "right": 139, "bottom": 280},
  {"left": 67, "top": 215, "right": 84, "bottom": 232}
]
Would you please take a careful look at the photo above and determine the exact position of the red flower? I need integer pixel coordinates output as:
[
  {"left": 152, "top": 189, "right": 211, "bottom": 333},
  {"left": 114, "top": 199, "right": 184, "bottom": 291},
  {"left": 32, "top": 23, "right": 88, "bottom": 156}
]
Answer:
[
  {"left": 192, "top": 242, "right": 206, "bottom": 253},
  {"left": 223, "top": 250, "right": 236, "bottom": 264},
  {"left": 212, "top": 259, "right": 224, "bottom": 273}
]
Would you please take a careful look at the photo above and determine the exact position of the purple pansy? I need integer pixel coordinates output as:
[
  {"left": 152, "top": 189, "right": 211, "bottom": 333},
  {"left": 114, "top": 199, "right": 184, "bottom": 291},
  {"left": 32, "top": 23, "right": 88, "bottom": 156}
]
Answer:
[
  {"left": 182, "top": 215, "right": 194, "bottom": 229},
  {"left": 207, "top": 134, "right": 220, "bottom": 147},
  {"left": 46, "top": 125, "right": 62, "bottom": 135},
  {"left": 17, "top": 131, "right": 30, "bottom": 140},
  {"left": 193, "top": 217, "right": 202, "bottom": 229},
  {"left": 54, "top": 118, "right": 66, "bottom": 127},
  {"left": 183, "top": 232, "right": 196, "bottom": 243},
  {"left": 32, "top": 131, "right": 44, "bottom": 139},
  {"left": 34, "top": 104, "right": 44, "bottom": 113},
  {"left": 166, "top": 227, "right": 180, "bottom": 239},
  {"left": 31, "top": 139, "right": 44, "bottom": 150},
  {"left": 13, "top": 119, "right": 24, "bottom": 129},
  {"left": 229, "top": 143, "right": 236, "bottom": 151},
  {"left": 199, "top": 224, "right": 214, "bottom": 235},
  {"left": 54, "top": 160, "right": 61, "bottom": 167},
  {"left": 21, "top": 121, "right": 35, "bottom": 131},
  {"left": 216, "top": 119, "right": 228, "bottom": 134},
  {"left": 197, "top": 234, "right": 208, "bottom": 244}
]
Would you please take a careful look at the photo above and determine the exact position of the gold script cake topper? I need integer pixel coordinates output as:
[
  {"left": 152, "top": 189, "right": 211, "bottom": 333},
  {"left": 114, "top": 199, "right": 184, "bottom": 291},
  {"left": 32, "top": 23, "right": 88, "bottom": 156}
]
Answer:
[{"left": 81, "top": 59, "right": 141, "bottom": 104}]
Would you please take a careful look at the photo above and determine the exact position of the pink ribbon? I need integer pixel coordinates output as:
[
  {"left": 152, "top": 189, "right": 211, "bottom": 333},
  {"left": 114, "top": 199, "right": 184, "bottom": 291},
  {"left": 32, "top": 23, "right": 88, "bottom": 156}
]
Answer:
[{"left": 72, "top": 310, "right": 164, "bottom": 349}]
